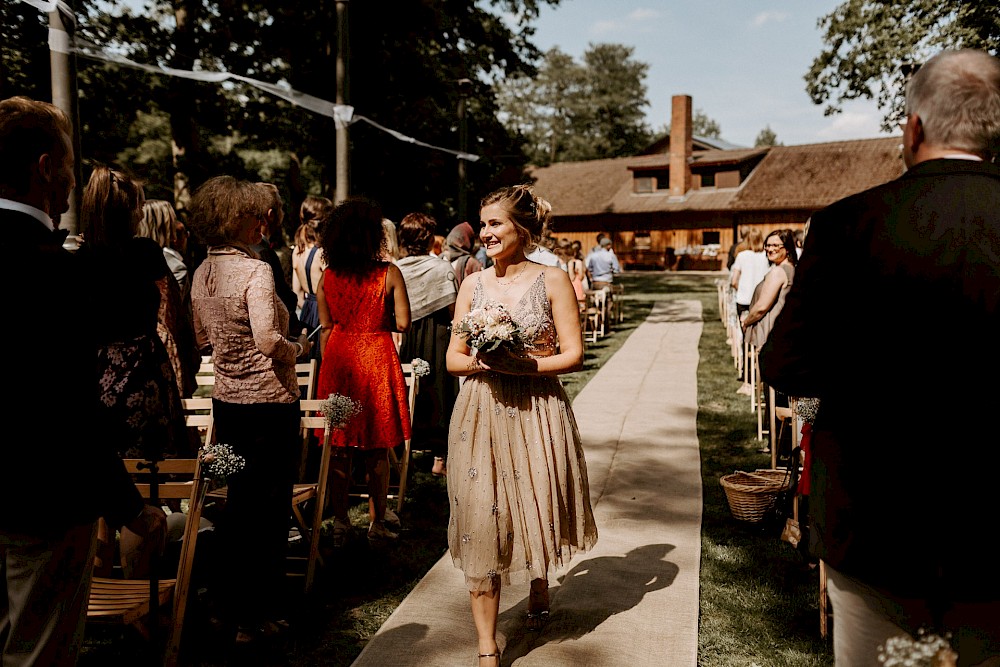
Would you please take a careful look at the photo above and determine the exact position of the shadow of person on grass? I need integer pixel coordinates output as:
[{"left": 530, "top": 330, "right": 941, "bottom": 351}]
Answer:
[{"left": 499, "top": 544, "right": 678, "bottom": 662}]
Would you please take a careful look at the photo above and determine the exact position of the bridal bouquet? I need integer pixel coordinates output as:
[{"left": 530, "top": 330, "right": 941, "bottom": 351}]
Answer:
[
  {"left": 320, "top": 392, "right": 363, "bottom": 430},
  {"left": 199, "top": 443, "right": 246, "bottom": 483},
  {"left": 452, "top": 302, "right": 524, "bottom": 353}
]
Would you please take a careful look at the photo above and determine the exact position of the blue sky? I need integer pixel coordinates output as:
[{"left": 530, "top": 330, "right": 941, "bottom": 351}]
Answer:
[{"left": 529, "top": 0, "right": 895, "bottom": 147}]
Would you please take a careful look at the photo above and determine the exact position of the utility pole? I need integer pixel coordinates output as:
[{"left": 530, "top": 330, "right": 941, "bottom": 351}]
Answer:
[
  {"left": 335, "top": 0, "right": 350, "bottom": 204},
  {"left": 48, "top": 1, "right": 83, "bottom": 240},
  {"left": 457, "top": 78, "right": 472, "bottom": 223}
]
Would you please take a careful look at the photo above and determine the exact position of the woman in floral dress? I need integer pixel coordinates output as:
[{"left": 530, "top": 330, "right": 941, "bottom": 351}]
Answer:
[{"left": 446, "top": 185, "right": 598, "bottom": 666}]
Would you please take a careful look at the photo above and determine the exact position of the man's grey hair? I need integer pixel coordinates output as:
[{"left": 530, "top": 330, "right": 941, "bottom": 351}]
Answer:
[{"left": 905, "top": 49, "right": 1000, "bottom": 158}]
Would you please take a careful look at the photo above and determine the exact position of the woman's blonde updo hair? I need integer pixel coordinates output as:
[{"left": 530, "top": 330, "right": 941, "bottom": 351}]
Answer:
[{"left": 480, "top": 184, "right": 552, "bottom": 252}]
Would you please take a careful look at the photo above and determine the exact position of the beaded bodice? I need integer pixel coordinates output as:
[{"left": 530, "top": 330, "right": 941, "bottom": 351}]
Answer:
[{"left": 472, "top": 272, "right": 557, "bottom": 357}]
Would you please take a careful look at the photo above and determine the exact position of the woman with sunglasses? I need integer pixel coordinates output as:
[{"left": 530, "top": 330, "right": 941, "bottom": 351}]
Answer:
[{"left": 742, "top": 228, "right": 798, "bottom": 349}]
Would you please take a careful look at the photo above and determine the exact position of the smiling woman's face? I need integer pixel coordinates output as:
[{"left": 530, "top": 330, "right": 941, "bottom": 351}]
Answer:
[
  {"left": 764, "top": 235, "right": 787, "bottom": 263},
  {"left": 479, "top": 203, "right": 523, "bottom": 261}
]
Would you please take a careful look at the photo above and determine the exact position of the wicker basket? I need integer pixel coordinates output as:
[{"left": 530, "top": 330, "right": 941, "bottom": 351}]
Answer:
[{"left": 719, "top": 469, "right": 791, "bottom": 523}]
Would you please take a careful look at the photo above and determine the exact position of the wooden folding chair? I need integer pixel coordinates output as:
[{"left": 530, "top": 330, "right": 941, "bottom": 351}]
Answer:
[
  {"left": 287, "top": 398, "right": 333, "bottom": 593},
  {"left": 390, "top": 362, "right": 419, "bottom": 511},
  {"left": 180, "top": 397, "right": 214, "bottom": 448},
  {"left": 198, "top": 355, "right": 317, "bottom": 484},
  {"left": 769, "top": 392, "right": 797, "bottom": 470},
  {"left": 347, "top": 362, "right": 419, "bottom": 512},
  {"left": 192, "top": 355, "right": 214, "bottom": 397},
  {"left": 610, "top": 283, "right": 624, "bottom": 324},
  {"left": 87, "top": 458, "right": 207, "bottom": 667},
  {"left": 583, "top": 288, "right": 607, "bottom": 343},
  {"left": 294, "top": 360, "right": 319, "bottom": 482}
]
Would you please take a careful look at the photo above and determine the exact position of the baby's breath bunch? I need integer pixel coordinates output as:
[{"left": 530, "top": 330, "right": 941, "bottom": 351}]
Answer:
[
  {"left": 410, "top": 358, "right": 431, "bottom": 378},
  {"left": 199, "top": 443, "right": 246, "bottom": 482},
  {"left": 795, "top": 397, "right": 821, "bottom": 425},
  {"left": 321, "top": 393, "right": 362, "bottom": 430},
  {"left": 878, "top": 629, "right": 957, "bottom": 667}
]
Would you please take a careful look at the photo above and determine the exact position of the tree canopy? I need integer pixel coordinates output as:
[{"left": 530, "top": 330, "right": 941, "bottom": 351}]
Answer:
[
  {"left": 660, "top": 109, "right": 723, "bottom": 141},
  {"left": 497, "top": 44, "right": 652, "bottom": 166},
  {"left": 806, "top": 0, "right": 1000, "bottom": 130},
  {"left": 6, "top": 0, "right": 563, "bottom": 231},
  {"left": 754, "top": 125, "right": 781, "bottom": 147}
]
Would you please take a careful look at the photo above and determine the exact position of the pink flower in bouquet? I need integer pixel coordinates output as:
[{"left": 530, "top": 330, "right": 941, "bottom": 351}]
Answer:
[{"left": 453, "top": 302, "right": 524, "bottom": 353}]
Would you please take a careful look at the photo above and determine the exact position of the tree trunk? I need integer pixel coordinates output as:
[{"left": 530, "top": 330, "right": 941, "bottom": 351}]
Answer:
[{"left": 167, "top": 0, "right": 203, "bottom": 214}]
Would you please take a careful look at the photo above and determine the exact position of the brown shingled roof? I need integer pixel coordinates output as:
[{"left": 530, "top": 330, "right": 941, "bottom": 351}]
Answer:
[
  {"left": 626, "top": 148, "right": 769, "bottom": 170},
  {"left": 528, "top": 136, "right": 904, "bottom": 219},
  {"left": 730, "top": 136, "right": 904, "bottom": 210},
  {"left": 528, "top": 158, "right": 633, "bottom": 217}
]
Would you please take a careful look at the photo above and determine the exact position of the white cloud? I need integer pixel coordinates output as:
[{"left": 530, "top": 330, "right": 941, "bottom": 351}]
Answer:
[
  {"left": 590, "top": 8, "right": 661, "bottom": 36},
  {"left": 591, "top": 19, "right": 622, "bottom": 36},
  {"left": 628, "top": 8, "right": 661, "bottom": 21},
  {"left": 750, "top": 11, "right": 789, "bottom": 28},
  {"left": 816, "top": 110, "right": 885, "bottom": 141}
]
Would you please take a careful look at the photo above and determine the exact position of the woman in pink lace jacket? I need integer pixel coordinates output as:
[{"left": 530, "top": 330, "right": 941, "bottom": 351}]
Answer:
[{"left": 188, "top": 176, "right": 312, "bottom": 646}]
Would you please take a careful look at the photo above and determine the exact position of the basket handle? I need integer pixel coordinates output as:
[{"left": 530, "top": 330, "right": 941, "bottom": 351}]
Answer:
[{"left": 743, "top": 471, "right": 775, "bottom": 483}]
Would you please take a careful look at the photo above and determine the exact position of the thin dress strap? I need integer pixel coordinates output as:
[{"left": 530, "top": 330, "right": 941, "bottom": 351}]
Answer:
[{"left": 304, "top": 246, "right": 318, "bottom": 294}]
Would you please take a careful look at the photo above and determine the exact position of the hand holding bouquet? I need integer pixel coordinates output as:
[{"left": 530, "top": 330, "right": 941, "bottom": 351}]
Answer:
[{"left": 453, "top": 302, "right": 524, "bottom": 353}]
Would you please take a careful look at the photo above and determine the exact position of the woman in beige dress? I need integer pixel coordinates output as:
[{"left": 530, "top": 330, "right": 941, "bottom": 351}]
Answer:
[{"left": 446, "top": 184, "right": 598, "bottom": 666}]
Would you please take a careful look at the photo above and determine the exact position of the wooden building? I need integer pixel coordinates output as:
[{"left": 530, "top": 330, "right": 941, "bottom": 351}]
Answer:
[{"left": 528, "top": 95, "right": 904, "bottom": 270}]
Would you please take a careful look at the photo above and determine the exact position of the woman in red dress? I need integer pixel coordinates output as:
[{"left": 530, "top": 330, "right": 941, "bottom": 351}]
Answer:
[{"left": 315, "top": 196, "right": 412, "bottom": 546}]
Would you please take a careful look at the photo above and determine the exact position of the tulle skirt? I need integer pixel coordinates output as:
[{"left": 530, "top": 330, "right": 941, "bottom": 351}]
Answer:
[{"left": 447, "top": 371, "right": 598, "bottom": 592}]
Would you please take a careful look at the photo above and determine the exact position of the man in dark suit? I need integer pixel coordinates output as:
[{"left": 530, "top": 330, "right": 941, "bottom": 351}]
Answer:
[
  {"left": 0, "top": 97, "right": 162, "bottom": 665},
  {"left": 759, "top": 50, "right": 1000, "bottom": 665},
  {"left": 255, "top": 182, "right": 305, "bottom": 339}
]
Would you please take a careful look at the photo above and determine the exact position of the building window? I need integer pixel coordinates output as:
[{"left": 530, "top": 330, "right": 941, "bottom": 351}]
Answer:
[
  {"left": 634, "top": 169, "right": 670, "bottom": 193},
  {"left": 700, "top": 171, "right": 716, "bottom": 187},
  {"left": 703, "top": 231, "right": 720, "bottom": 245},
  {"left": 634, "top": 177, "right": 654, "bottom": 193}
]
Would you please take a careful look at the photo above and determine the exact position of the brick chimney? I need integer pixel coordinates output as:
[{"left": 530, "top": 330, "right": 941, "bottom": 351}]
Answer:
[{"left": 669, "top": 94, "right": 692, "bottom": 197}]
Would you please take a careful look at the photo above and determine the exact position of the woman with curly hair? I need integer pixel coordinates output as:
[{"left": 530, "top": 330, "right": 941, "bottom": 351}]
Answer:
[{"left": 314, "top": 196, "right": 412, "bottom": 546}]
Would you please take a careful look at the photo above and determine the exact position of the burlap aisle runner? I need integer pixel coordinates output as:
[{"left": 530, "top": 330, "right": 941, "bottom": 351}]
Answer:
[{"left": 351, "top": 300, "right": 703, "bottom": 666}]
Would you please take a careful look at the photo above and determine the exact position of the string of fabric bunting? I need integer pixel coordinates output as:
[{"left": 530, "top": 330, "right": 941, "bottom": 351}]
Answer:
[{"left": 20, "top": 0, "right": 480, "bottom": 161}]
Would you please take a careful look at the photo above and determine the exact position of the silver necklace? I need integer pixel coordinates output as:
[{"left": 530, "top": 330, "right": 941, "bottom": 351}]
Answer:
[{"left": 495, "top": 262, "right": 527, "bottom": 295}]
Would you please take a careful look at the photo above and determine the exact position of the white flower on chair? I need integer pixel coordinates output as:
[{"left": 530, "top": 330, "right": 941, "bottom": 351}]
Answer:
[
  {"left": 410, "top": 358, "right": 431, "bottom": 378},
  {"left": 199, "top": 443, "right": 246, "bottom": 482},
  {"left": 320, "top": 393, "right": 363, "bottom": 430},
  {"left": 878, "top": 629, "right": 957, "bottom": 667}
]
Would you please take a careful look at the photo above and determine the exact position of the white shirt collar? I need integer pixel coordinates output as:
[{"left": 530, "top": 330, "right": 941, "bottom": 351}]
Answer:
[
  {"left": 0, "top": 198, "right": 55, "bottom": 231},
  {"left": 942, "top": 153, "right": 983, "bottom": 162}
]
